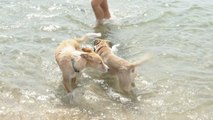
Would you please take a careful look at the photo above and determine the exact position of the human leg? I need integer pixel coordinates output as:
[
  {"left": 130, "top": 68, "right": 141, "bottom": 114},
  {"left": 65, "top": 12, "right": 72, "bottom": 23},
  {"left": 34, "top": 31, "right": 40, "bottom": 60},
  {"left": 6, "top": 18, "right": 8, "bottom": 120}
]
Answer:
[
  {"left": 101, "top": 0, "right": 111, "bottom": 19},
  {"left": 91, "top": 0, "right": 104, "bottom": 24}
]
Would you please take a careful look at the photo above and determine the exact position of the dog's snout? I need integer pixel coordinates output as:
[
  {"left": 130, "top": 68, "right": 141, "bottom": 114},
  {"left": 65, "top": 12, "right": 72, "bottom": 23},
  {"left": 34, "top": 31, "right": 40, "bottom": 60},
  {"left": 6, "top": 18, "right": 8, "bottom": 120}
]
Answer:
[{"left": 107, "top": 67, "right": 110, "bottom": 72}]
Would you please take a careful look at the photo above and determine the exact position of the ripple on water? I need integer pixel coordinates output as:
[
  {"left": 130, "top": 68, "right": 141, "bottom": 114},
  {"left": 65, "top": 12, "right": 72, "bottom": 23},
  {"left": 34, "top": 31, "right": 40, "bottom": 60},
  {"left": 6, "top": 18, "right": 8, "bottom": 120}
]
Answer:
[{"left": 40, "top": 25, "right": 61, "bottom": 32}]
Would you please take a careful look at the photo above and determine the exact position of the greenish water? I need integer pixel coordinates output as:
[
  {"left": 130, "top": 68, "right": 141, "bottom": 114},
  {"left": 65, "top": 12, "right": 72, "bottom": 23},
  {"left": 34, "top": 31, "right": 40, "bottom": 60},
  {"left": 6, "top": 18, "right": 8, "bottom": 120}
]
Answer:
[{"left": 0, "top": 0, "right": 213, "bottom": 119}]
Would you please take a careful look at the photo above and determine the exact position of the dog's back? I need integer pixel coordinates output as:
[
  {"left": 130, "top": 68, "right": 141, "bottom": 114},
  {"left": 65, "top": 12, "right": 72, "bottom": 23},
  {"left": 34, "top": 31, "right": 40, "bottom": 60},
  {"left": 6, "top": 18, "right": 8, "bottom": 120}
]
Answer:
[
  {"left": 55, "top": 32, "right": 102, "bottom": 58},
  {"left": 55, "top": 40, "right": 79, "bottom": 66}
]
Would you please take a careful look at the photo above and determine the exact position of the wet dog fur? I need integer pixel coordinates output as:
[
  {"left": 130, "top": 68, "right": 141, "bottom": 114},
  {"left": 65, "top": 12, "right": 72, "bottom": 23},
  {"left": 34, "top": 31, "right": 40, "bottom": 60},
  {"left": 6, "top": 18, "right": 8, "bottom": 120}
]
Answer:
[
  {"left": 55, "top": 34, "right": 109, "bottom": 96},
  {"left": 94, "top": 39, "right": 150, "bottom": 94}
]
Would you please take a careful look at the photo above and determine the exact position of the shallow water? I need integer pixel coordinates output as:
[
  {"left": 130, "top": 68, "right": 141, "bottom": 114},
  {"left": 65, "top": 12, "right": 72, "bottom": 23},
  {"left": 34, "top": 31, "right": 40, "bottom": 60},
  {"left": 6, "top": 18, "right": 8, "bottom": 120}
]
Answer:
[{"left": 0, "top": 0, "right": 213, "bottom": 119}]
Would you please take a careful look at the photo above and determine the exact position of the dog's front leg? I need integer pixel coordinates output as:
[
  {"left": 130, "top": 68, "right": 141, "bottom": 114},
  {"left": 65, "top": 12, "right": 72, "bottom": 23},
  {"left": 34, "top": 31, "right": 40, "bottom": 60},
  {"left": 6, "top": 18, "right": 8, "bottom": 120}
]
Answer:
[
  {"left": 62, "top": 73, "right": 72, "bottom": 93},
  {"left": 67, "top": 77, "right": 78, "bottom": 105},
  {"left": 71, "top": 77, "right": 77, "bottom": 89},
  {"left": 118, "top": 74, "right": 132, "bottom": 94},
  {"left": 63, "top": 74, "right": 75, "bottom": 104}
]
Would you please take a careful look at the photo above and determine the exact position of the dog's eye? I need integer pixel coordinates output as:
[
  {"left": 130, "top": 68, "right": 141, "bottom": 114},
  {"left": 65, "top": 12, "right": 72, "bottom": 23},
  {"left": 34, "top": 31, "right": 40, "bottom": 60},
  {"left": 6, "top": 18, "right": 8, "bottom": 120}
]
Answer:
[{"left": 131, "top": 68, "right": 135, "bottom": 72}]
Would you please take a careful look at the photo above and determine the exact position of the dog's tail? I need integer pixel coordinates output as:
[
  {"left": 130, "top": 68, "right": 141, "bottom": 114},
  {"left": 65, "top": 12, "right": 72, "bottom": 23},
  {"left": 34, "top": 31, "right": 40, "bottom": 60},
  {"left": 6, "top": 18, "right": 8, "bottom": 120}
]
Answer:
[
  {"left": 77, "top": 33, "right": 101, "bottom": 43},
  {"left": 131, "top": 53, "right": 152, "bottom": 67}
]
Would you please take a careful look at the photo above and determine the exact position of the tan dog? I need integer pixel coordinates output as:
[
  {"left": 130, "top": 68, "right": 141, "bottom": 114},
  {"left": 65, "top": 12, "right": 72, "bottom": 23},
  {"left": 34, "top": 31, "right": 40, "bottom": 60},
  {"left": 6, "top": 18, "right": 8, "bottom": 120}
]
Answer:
[
  {"left": 55, "top": 33, "right": 109, "bottom": 97},
  {"left": 94, "top": 39, "right": 150, "bottom": 94}
]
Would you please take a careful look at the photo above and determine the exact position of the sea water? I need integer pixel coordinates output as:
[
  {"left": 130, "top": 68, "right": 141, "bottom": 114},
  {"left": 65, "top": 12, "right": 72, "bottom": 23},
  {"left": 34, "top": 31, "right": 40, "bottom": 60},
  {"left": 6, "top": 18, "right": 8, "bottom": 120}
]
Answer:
[{"left": 0, "top": 0, "right": 213, "bottom": 119}]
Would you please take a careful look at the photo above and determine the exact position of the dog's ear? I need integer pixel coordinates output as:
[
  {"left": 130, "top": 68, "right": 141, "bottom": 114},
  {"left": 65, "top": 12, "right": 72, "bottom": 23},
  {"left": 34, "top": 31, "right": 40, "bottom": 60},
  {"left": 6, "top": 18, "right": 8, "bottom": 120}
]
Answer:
[
  {"left": 94, "top": 39, "right": 101, "bottom": 45},
  {"left": 82, "top": 48, "right": 92, "bottom": 53},
  {"left": 106, "top": 41, "right": 113, "bottom": 48},
  {"left": 80, "top": 53, "right": 93, "bottom": 61}
]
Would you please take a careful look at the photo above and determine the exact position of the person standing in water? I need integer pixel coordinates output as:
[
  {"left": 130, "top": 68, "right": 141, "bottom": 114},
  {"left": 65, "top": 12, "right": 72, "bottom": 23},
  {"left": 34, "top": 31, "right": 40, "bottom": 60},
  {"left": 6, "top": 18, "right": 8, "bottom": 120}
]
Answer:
[{"left": 91, "top": 0, "right": 111, "bottom": 26}]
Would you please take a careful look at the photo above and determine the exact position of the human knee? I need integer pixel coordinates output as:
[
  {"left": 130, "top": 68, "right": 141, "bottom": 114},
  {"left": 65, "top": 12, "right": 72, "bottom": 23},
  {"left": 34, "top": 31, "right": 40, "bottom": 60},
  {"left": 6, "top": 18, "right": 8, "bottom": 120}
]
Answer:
[{"left": 91, "top": 0, "right": 102, "bottom": 7}]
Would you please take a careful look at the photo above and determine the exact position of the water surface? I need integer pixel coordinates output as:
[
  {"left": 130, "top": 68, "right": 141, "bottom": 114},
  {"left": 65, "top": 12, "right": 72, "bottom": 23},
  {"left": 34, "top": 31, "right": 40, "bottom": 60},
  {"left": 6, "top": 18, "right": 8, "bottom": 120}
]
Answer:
[{"left": 0, "top": 0, "right": 213, "bottom": 119}]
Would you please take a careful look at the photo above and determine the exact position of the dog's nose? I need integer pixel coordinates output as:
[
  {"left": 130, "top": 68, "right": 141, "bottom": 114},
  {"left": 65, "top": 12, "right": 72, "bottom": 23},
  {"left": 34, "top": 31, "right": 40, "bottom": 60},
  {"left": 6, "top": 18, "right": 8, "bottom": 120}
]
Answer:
[{"left": 104, "top": 65, "right": 109, "bottom": 72}]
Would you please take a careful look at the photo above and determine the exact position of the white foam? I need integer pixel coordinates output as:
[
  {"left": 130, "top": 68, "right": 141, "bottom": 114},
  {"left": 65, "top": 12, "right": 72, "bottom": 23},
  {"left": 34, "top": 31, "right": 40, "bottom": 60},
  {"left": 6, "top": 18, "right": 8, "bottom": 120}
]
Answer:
[
  {"left": 85, "top": 33, "right": 101, "bottom": 39},
  {"left": 111, "top": 44, "right": 120, "bottom": 53}
]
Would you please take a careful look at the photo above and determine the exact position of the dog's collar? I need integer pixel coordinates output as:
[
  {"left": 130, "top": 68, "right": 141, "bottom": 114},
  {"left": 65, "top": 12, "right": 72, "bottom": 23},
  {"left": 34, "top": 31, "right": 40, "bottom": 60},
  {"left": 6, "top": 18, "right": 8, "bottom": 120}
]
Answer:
[
  {"left": 71, "top": 59, "right": 80, "bottom": 73},
  {"left": 94, "top": 45, "right": 106, "bottom": 53}
]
